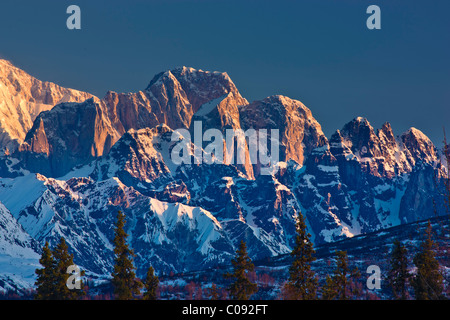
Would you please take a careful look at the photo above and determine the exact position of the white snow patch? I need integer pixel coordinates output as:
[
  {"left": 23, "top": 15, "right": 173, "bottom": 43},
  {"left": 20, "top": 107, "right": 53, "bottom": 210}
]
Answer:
[{"left": 195, "top": 94, "right": 228, "bottom": 117}]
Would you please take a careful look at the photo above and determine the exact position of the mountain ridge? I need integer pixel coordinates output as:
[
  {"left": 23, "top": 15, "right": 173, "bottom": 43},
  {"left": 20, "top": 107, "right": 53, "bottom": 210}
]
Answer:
[
  {"left": 0, "top": 60, "right": 448, "bottom": 293},
  {"left": 0, "top": 58, "right": 94, "bottom": 152}
]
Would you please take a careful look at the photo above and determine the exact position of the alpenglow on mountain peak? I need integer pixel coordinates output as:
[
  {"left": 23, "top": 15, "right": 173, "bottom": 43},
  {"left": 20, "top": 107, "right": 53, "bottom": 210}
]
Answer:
[
  {"left": 0, "top": 58, "right": 93, "bottom": 151},
  {"left": 145, "top": 66, "right": 234, "bottom": 92},
  {"left": 0, "top": 60, "right": 448, "bottom": 294}
]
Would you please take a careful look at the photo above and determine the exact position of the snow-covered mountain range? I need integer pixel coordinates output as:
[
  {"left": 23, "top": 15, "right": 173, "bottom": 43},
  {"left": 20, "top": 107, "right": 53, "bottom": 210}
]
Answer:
[{"left": 0, "top": 59, "right": 448, "bottom": 292}]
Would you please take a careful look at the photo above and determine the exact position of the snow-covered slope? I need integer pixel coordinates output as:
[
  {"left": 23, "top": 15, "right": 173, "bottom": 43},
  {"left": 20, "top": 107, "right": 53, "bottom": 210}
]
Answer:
[
  {"left": 0, "top": 61, "right": 447, "bottom": 294},
  {"left": 0, "top": 173, "right": 236, "bottom": 278},
  {"left": 0, "top": 201, "right": 40, "bottom": 292}
]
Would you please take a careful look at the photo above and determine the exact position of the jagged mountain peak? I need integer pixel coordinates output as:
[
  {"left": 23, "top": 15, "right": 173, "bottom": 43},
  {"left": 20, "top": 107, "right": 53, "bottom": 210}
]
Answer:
[
  {"left": 146, "top": 66, "right": 247, "bottom": 112},
  {"left": 400, "top": 127, "right": 437, "bottom": 163},
  {"left": 337, "top": 117, "right": 394, "bottom": 160},
  {"left": 172, "top": 65, "right": 231, "bottom": 80},
  {"left": 379, "top": 121, "right": 393, "bottom": 132},
  {"left": 338, "top": 119, "right": 437, "bottom": 162},
  {"left": 0, "top": 59, "right": 93, "bottom": 151},
  {"left": 146, "top": 66, "right": 232, "bottom": 91},
  {"left": 240, "top": 94, "right": 327, "bottom": 167},
  {"left": 258, "top": 94, "right": 309, "bottom": 108},
  {"left": 401, "top": 127, "right": 433, "bottom": 144},
  {"left": 11, "top": 64, "right": 253, "bottom": 178},
  {"left": 376, "top": 122, "right": 398, "bottom": 155},
  {"left": 329, "top": 116, "right": 439, "bottom": 181},
  {"left": 377, "top": 121, "right": 395, "bottom": 140},
  {"left": 354, "top": 116, "right": 370, "bottom": 124},
  {"left": 145, "top": 69, "right": 179, "bottom": 89},
  {"left": 341, "top": 116, "right": 375, "bottom": 136},
  {"left": 240, "top": 94, "right": 323, "bottom": 132}
]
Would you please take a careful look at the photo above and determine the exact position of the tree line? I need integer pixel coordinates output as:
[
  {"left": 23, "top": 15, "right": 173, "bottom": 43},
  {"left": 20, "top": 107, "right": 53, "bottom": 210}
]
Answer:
[
  {"left": 34, "top": 211, "right": 159, "bottom": 300},
  {"left": 34, "top": 209, "right": 447, "bottom": 300},
  {"left": 285, "top": 213, "right": 446, "bottom": 300}
]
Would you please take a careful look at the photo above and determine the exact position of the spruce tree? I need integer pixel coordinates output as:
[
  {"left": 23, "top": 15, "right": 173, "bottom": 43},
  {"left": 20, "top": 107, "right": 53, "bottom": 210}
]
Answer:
[
  {"left": 111, "top": 210, "right": 142, "bottom": 300},
  {"left": 35, "top": 239, "right": 85, "bottom": 300},
  {"left": 321, "top": 275, "right": 338, "bottom": 300},
  {"left": 442, "top": 132, "right": 450, "bottom": 213},
  {"left": 321, "top": 250, "right": 360, "bottom": 300},
  {"left": 224, "top": 240, "right": 258, "bottom": 300},
  {"left": 387, "top": 239, "right": 410, "bottom": 299},
  {"left": 284, "top": 212, "right": 317, "bottom": 299},
  {"left": 333, "top": 250, "right": 349, "bottom": 300},
  {"left": 412, "top": 221, "right": 444, "bottom": 300},
  {"left": 207, "top": 283, "right": 221, "bottom": 300},
  {"left": 143, "top": 266, "right": 159, "bottom": 300},
  {"left": 35, "top": 241, "right": 57, "bottom": 300},
  {"left": 52, "top": 237, "right": 85, "bottom": 300}
]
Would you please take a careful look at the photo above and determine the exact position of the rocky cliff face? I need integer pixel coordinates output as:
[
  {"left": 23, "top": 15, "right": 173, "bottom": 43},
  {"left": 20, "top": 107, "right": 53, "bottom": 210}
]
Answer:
[
  {"left": 13, "top": 66, "right": 253, "bottom": 178},
  {"left": 325, "top": 117, "right": 446, "bottom": 235},
  {"left": 0, "top": 59, "right": 93, "bottom": 151},
  {"left": 103, "top": 67, "right": 248, "bottom": 133},
  {"left": 240, "top": 95, "right": 328, "bottom": 174},
  {"left": 17, "top": 98, "right": 121, "bottom": 177},
  {"left": 0, "top": 61, "right": 447, "bottom": 287}
]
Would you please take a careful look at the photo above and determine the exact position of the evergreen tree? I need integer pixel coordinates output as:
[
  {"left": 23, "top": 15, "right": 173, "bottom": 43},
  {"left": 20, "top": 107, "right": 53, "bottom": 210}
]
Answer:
[
  {"left": 442, "top": 132, "right": 450, "bottom": 213},
  {"left": 111, "top": 210, "right": 142, "bottom": 300},
  {"left": 284, "top": 212, "right": 317, "bottom": 299},
  {"left": 224, "top": 240, "right": 258, "bottom": 300},
  {"left": 52, "top": 237, "right": 85, "bottom": 300},
  {"left": 321, "top": 250, "right": 360, "bottom": 300},
  {"left": 412, "top": 221, "right": 444, "bottom": 300},
  {"left": 207, "top": 283, "right": 221, "bottom": 300},
  {"left": 143, "top": 266, "right": 159, "bottom": 300},
  {"left": 387, "top": 239, "right": 410, "bottom": 300},
  {"left": 321, "top": 274, "right": 338, "bottom": 300},
  {"left": 34, "top": 242, "right": 57, "bottom": 300},
  {"left": 332, "top": 250, "right": 349, "bottom": 300}
]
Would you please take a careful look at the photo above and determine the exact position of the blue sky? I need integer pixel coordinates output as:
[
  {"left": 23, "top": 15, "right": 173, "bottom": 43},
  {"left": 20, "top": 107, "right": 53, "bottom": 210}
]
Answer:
[{"left": 0, "top": 0, "right": 449, "bottom": 145}]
